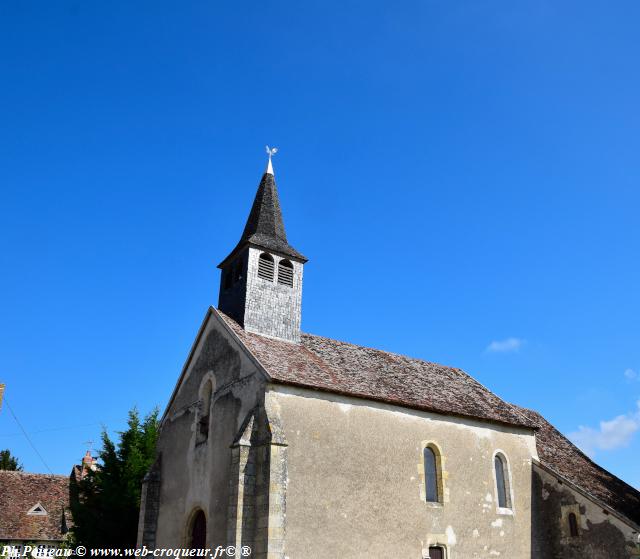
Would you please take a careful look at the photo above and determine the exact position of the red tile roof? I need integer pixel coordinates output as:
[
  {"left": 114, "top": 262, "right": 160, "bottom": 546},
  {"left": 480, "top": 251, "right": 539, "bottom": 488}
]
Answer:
[
  {"left": 515, "top": 406, "right": 640, "bottom": 527},
  {"left": 218, "top": 309, "right": 536, "bottom": 428},
  {"left": 215, "top": 309, "right": 639, "bottom": 527},
  {"left": 0, "top": 471, "right": 70, "bottom": 542}
]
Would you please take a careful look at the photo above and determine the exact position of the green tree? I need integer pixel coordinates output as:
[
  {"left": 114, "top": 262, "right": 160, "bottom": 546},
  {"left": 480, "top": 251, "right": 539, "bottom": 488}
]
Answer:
[
  {"left": 70, "top": 407, "right": 159, "bottom": 549},
  {"left": 0, "top": 449, "right": 23, "bottom": 471}
]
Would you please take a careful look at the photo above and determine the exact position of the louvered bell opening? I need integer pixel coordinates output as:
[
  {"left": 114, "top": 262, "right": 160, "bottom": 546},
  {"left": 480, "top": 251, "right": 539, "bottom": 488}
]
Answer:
[
  {"left": 258, "top": 253, "right": 275, "bottom": 281},
  {"left": 277, "top": 260, "right": 294, "bottom": 287}
]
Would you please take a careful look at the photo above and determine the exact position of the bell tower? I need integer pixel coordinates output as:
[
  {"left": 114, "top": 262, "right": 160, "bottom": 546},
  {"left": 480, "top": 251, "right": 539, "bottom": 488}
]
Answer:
[{"left": 217, "top": 150, "right": 307, "bottom": 342}]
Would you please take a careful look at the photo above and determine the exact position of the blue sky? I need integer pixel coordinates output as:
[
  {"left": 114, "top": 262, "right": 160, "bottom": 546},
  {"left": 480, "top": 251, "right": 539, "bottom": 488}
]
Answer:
[{"left": 0, "top": 1, "right": 638, "bottom": 488}]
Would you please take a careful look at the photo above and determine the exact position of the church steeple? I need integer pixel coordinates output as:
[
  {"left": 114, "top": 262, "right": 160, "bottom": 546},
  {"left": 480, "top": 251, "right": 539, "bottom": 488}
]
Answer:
[
  {"left": 217, "top": 150, "right": 306, "bottom": 342},
  {"left": 219, "top": 159, "right": 306, "bottom": 269}
]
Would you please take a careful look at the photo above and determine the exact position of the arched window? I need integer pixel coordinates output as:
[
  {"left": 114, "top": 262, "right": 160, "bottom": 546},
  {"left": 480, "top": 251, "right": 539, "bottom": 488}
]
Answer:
[
  {"left": 196, "top": 380, "right": 213, "bottom": 445},
  {"left": 257, "top": 253, "right": 274, "bottom": 281},
  {"left": 568, "top": 512, "right": 579, "bottom": 537},
  {"left": 188, "top": 510, "right": 206, "bottom": 549},
  {"left": 277, "top": 259, "right": 294, "bottom": 287},
  {"left": 494, "top": 453, "right": 512, "bottom": 509},
  {"left": 423, "top": 446, "right": 441, "bottom": 503}
]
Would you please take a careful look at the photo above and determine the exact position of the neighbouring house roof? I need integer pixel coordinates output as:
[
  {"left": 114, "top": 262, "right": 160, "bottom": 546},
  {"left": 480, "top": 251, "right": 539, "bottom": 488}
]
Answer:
[
  {"left": 218, "top": 172, "right": 307, "bottom": 268},
  {"left": 0, "top": 471, "right": 70, "bottom": 542},
  {"left": 515, "top": 406, "right": 640, "bottom": 527},
  {"left": 217, "top": 309, "right": 536, "bottom": 429}
]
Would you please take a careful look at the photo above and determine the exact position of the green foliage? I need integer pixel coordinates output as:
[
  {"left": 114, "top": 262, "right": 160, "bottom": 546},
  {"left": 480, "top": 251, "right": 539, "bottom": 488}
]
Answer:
[
  {"left": 0, "top": 449, "right": 23, "bottom": 471},
  {"left": 70, "top": 407, "right": 159, "bottom": 549}
]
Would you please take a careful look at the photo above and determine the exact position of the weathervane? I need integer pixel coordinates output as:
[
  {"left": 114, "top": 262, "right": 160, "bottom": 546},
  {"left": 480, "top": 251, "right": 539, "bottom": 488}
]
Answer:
[
  {"left": 266, "top": 145, "right": 278, "bottom": 157},
  {"left": 265, "top": 145, "right": 278, "bottom": 174}
]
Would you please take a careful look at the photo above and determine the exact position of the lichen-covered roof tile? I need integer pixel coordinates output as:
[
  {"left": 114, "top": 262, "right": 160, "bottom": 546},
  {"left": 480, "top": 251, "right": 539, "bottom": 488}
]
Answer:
[
  {"left": 0, "top": 471, "right": 71, "bottom": 541},
  {"left": 218, "top": 310, "right": 535, "bottom": 428}
]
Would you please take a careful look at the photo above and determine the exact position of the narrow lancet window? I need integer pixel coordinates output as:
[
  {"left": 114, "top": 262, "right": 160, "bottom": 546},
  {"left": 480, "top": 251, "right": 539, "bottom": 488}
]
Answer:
[
  {"left": 568, "top": 512, "right": 579, "bottom": 537},
  {"left": 277, "top": 259, "right": 294, "bottom": 287},
  {"left": 257, "top": 252, "right": 275, "bottom": 281},
  {"left": 494, "top": 453, "right": 512, "bottom": 509},
  {"left": 189, "top": 510, "right": 206, "bottom": 549},
  {"left": 196, "top": 380, "right": 213, "bottom": 445},
  {"left": 424, "top": 446, "right": 440, "bottom": 503}
]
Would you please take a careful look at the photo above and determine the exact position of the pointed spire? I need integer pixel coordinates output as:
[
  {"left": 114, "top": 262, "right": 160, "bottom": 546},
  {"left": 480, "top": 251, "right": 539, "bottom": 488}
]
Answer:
[
  {"left": 240, "top": 172, "right": 287, "bottom": 243},
  {"left": 217, "top": 151, "right": 307, "bottom": 268}
]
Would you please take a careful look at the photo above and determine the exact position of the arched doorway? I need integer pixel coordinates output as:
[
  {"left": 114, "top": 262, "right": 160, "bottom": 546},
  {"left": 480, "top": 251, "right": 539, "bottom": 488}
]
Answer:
[{"left": 189, "top": 510, "right": 206, "bottom": 549}]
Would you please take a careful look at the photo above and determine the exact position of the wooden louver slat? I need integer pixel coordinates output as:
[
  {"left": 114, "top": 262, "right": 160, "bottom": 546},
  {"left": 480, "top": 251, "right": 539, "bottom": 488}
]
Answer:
[
  {"left": 277, "top": 261, "right": 294, "bottom": 287},
  {"left": 258, "top": 254, "right": 275, "bottom": 281}
]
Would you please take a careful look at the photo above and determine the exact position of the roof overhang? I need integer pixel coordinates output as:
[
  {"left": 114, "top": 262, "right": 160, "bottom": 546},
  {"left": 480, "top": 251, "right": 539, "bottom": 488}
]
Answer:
[{"left": 217, "top": 240, "right": 308, "bottom": 269}]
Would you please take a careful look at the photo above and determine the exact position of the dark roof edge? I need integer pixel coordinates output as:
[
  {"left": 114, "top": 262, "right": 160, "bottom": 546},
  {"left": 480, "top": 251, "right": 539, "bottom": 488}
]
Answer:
[
  {"left": 217, "top": 240, "right": 308, "bottom": 269},
  {"left": 266, "top": 377, "right": 537, "bottom": 431},
  {"left": 533, "top": 460, "right": 640, "bottom": 532}
]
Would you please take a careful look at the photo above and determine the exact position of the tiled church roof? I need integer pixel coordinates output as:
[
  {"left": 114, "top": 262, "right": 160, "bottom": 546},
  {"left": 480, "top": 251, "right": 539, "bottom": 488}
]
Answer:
[
  {"left": 0, "top": 471, "right": 70, "bottom": 542},
  {"left": 218, "top": 172, "right": 306, "bottom": 267},
  {"left": 218, "top": 309, "right": 536, "bottom": 428},
  {"left": 514, "top": 406, "right": 640, "bottom": 527},
  {"left": 217, "top": 309, "right": 640, "bottom": 527}
]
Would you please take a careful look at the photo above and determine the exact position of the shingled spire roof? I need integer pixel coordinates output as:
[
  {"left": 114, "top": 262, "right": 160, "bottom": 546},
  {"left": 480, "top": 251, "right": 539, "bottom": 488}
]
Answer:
[{"left": 218, "top": 163, "right": 307, "bottom": 267}]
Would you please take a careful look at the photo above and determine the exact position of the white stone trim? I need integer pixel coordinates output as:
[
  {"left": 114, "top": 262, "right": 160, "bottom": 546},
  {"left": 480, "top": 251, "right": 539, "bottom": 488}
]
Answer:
[
  {"left": 491, "top": 449, "right": 515, "bottom": 515},
  {"left": 419, "top": 440, "right": 447, "bottom": 505},
  {"left": 27, "top": 503, "right": 47, "bottom": 516}
]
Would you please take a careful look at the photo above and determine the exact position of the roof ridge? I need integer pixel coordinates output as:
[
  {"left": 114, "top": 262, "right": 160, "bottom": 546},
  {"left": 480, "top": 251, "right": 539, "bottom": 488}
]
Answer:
[{"left": 0, "top": 470, "right": 67, "bottom": 478}]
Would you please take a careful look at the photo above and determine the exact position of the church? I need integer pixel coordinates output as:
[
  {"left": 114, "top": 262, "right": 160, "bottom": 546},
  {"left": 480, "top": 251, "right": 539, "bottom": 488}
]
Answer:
[{"left": 137, "top": 154, "right": 640, "bottom": 559}]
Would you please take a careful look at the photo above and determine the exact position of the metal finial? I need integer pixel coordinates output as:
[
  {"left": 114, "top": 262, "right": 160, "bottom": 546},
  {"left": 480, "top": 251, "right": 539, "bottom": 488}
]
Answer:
[{"left": 265, "top": 145, "right": 278, "bottom": 175}]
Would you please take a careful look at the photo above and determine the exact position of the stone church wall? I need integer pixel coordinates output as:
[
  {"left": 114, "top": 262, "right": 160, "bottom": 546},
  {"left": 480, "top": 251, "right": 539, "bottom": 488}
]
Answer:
[
  {"left": 267, "top": 384, "right": 539, "bottom": 559},
  {"left": 143, "top": 314, "right": 267, "bottom": 550},
  {"left": 532, "top": 464, "right": 640, "bottom": 559},
  {"left": 140, "top": 311, "right": 640, "bottom": 558}
]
